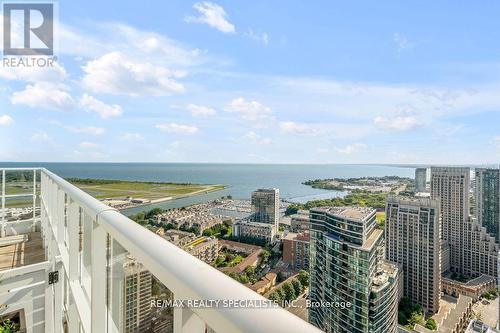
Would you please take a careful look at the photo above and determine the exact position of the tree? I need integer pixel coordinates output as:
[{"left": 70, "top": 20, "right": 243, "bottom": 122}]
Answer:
[
  {"left": 130, "top": 211, "right": 145, "bottom": 222},
  {"left": 398, "top": 297, "right": 424, "bottom": 329},
  {"left": 285, "top": 204, "right": 301, "bottom": 216},
  {"left": 145, "top": 208, "right": 164, "bottom": 220},
  {"left": 238, "top": 274, "right": 249, "bottom": 284},
  {"left": 215, "top": 255, "right": 225, "bottom": 267},
  {"left": 425, "top": 318, "right": 437, "bottom": 331},
  {"left": 0, "top": 319, "right": 20, "bottom": 333},
  {"left": 203, "top": 228, "right": 215, "bottom": 237},
  {"left": 298, "top": 270, "right": 309, "bottom": 287},
  {"left": 245, "top": 266, "right": 256, "bottom": 276},
  {"left": 269, "top": 291, "right": 282, "bottom": 303},
  {"left": 408, "top": 312, "right": 424, "bottom": 327},
  {"left": 275, "top": 287, "right": 285, "bottom": 301},
  {"left": 282, "top": 283, "right": 296, "bottom": 301},
  {"left": 291, "top": 279, "right": 303, "bottom": 296},
  {"left": 260, "top": 250, "right": 271, "bottom": 264}
]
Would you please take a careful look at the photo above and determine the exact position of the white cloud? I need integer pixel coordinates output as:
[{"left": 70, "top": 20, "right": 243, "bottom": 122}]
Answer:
[
  {"left": 0, "top": 115, "right": 13, "bottom": 125},
  {"left": 243, "top": 131, "right": 272, "bottom": 145},
  {"left": 156, "top": 123, "right": 199, "bottom": 135},
  {"left": 333, "top": 143, "right": 367, "bottom": 154},
  {"left": 224, "top": 98, "right": 275, "bottom": 126},
  {"left": 244, "top": 29, "right": 269, "bottom": 45},
  {"left": 80, "top": 94, "right": 123, "bottom": 119},
  {"left": 185, "top": 2, "right": 236, "bottom": 34},
  {"left": 31, "top": 131, "right": 50, "bottom": 141},
  {"left": 279, "top": 121, "right": 311, "bottom": 135},
  {"left": 60, "top": 23, "right": 205, "bottom": 68},
  {"left": 69, "top": 126, "right": 105, "bottom": 136},
  {"left": 273, "top": 77, "right": 477, "bottom": 122},
  {"left": 393, "top": 33, "right": 414, "bottom": 53},
  {"left": 187, "top": 104, "right": 216, "bottom": 117},
  {"left": 279, "top": 120, "right": 372, "bottom": 139},
  {"left": 374, "top": 115, "right": 422, "bottom": 131},
  {"left": 79, "top": 142, "right": 99, "bottom": 149},
  {"left": 120, "top": 132, "right": 144, "bottom": 141},
  {"left": 0, "top": 62, "right": 67, "bottom": 82},
  {"left": 10, "top": 83, "right": 75, "bottom": 111},
  {"left": 278, "top": 121, "right": 330, "bottom": 136},
  {"left": 82, "top": 52, "right": 186, "bottom": 96}
]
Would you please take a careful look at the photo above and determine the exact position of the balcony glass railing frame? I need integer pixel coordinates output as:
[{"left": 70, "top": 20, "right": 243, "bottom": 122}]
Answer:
[{"left": 0, "top": 167, "right": 321, "bottom": 333}]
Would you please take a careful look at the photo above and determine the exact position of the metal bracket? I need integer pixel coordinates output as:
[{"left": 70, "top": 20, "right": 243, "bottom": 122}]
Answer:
[{"left": 48, "top": 271, "right": 59, "bottom": 285}]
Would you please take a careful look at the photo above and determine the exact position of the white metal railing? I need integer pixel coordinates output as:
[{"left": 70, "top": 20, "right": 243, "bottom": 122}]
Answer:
[{"left": 0, "top": 168, "right": 322, "bottom": 333}]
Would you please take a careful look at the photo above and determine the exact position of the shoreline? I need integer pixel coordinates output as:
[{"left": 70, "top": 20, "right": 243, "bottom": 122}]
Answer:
[{"left": 122, "top": 185, "right": 228, "bottom": 209}]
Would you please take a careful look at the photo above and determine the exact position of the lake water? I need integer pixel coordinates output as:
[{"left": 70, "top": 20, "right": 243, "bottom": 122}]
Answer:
[{"left": 0, "top": 163, "right": 415, "bottom": 213}]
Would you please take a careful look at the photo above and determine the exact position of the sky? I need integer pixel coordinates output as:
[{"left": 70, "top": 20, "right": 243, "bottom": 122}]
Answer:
[{"left": 1, "top": 1, "right": 500, "bottom": 164}]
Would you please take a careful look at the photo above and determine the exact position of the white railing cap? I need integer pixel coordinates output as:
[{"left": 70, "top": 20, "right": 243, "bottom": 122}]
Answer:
[{"left": 33, "top": 168, "right": 322, "bottom": 333}]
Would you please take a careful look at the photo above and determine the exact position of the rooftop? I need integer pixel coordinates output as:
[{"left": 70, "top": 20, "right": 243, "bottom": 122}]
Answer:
[
  {"left": 283, "top": 231, "right": 310, "bottom": 242},
  {"left": 371, "top": 260, "right": 399, "bottom": 293},
  {"left": 386, "top": 195, "right": 440, "bottom": 210},
  {"left": 313, "top": 206, "right": 375, "bottom": 221}
]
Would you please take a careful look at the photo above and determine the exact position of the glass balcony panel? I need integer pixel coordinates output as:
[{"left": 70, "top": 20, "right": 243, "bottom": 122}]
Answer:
[
  {"left": 3, "top": 170, "right": 35, "bottom": 196},
  {"left": 108, "top": 236, "right": 176, "bottom": 333},
  {"left": 108, "top": 237, "right": 127, "bottom": 332},
  {"left": 80, "top": 210, "right": 93, "bottom": 302}
]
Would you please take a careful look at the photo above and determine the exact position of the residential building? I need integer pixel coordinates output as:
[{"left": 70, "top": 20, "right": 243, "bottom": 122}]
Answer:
[
  {"left": 414, "top": 295, "right": 473, "bottom": 333},
  {"left": 441, "top": 241, "right": 451, "bottom": 274},
  {"left": 156, "top": 228, "right": 196, "bottom": 247},
  {"left": 461, "top": 216, "right": 498, "bottom": 277},
  {"left": 385, "top": 196, "right": 441, "bottom": 314},
  {"left": 218, "top": 240, "right": 263, "bottom": 274},
  {"left": 466, "top": 320, "right": 500, "bottom": 333},
  {"left": 290, "top": 209, "right": 310, "bottom": 232},
  {"left": 245, "top": 273, "right": 277, "bottom": 295},
  {"left": 415, "top": 168, "right": 427, "bottom": 193},
  {"left": 233, "top": 220, "right": 276, "bottom": 243},
  {"left": 123, "top": 259, "right": 152, "bottom": 333},
  {"left": 156, "top": 208, "right": 224, "bottom": 234},
  {"left": 251, "top": 188, "right": 280, "bottom": 231},
  {"left": 474, "top": 168, "right": 500, "bottom": 242},
  {"left": 431, "top": 167, "right": 498, "bottom": 278},
  {"left": 430, "top": 167, "right": 470, "bottom": 273},
  {"left": 0, "top": 168, "right": 322, "bottom": 333},
  {"left": 442, "top": 274, "right": 496, "bottom": 301},
  {"left": 309, "top": 206, "right": 401, "bottom": 333},
  {"left": 282, "top": 231, "right": 310, "bottom": 270},
  {"left": 184, "top": 236, "right": 219, "bottom": 264}
]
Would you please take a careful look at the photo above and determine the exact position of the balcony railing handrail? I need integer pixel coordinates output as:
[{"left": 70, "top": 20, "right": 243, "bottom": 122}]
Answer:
[{"left": 33, "top": 168, "right": 322, "bottom": 333}]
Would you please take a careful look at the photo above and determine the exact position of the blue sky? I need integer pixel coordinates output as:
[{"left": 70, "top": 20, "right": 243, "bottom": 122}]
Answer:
[{"left": 1, "top": 0, "right": 500, "bottom": 164}]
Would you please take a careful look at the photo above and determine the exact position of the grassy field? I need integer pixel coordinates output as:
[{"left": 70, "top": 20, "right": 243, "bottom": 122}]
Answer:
[
  {"left": 67, "top": 178, "right": 226, "bottom": 200},
  {"left": 3, "top": 181, "right": 36, "bottom": 208}
]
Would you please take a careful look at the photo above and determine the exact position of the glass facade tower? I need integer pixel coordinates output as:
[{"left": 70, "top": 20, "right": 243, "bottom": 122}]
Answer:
[{"left": 309, "top": 207, "right": 401, "bottom": 333}]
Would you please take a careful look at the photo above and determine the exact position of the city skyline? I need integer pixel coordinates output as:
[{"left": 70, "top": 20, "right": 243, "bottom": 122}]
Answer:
[{"left": 2, "top": 1, "right": 500, "bottom": 164}]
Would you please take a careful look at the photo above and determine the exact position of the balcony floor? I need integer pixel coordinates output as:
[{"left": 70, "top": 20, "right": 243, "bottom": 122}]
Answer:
[{"left": 0, "top": 232, "right": 45, "bottom": 271}]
